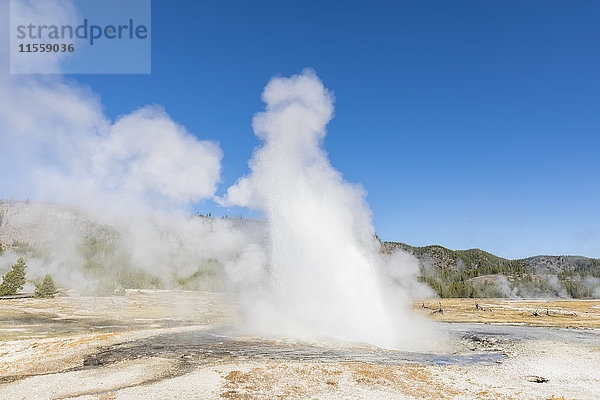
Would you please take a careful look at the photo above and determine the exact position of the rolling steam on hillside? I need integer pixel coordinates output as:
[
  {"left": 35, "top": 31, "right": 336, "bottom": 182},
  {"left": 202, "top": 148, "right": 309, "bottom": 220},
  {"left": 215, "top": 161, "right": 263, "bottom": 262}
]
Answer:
[
  {"left": 2, "top": 200, "right": 599, "bottom": 300},
  {"left": 383, "top": 242, "right": 600, "bottom": 299}
]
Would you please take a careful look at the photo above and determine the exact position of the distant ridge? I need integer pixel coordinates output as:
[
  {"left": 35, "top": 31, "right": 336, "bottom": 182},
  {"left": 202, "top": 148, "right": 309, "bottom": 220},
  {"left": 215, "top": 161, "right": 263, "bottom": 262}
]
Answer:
[{"left": 383, "top": 242, "right": 600, "bottom": 298}]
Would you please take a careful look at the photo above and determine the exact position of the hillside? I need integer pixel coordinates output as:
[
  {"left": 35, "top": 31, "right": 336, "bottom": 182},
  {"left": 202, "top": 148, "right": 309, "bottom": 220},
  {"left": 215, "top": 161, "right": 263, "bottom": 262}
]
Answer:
[
  {"left": 383, "top": 242, "right": 600, "bottom": 298},
  {"left": 0, "top": 200, "right": 263, "bottom": 294},
  {"left": 1, "top": 200, "right": 599, "bottom": 298}
]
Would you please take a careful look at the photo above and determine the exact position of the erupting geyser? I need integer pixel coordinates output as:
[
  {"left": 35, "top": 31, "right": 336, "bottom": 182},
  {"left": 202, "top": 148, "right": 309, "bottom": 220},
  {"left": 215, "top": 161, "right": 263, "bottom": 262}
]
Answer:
[{"left": 221, "top": 69, "right": 437, "bottom": 350}]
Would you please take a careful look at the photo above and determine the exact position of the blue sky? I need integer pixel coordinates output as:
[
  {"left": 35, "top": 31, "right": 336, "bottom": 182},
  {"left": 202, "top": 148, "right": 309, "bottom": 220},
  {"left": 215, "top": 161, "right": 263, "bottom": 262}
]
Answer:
[{"left": 70, "top": 0, "right": 599, "bottom": 259}]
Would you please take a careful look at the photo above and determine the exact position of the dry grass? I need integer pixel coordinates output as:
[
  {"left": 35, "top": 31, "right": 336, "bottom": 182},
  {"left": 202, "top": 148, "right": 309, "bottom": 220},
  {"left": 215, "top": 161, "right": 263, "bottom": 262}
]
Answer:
[
  {"left": 217, "top": 362, "right": 513, "bottom": 399},
  {"left": 348, "top": 363, "right": 462, "bottom": 399},
  {"left": 218, "top": 362, "right": 462, "bottom": 399},
  {"left": 220, "top": 363, "right": 343, "bottom": 399},
  {"left": 415, "top": 298, "right": 600, "bottom": 328}
]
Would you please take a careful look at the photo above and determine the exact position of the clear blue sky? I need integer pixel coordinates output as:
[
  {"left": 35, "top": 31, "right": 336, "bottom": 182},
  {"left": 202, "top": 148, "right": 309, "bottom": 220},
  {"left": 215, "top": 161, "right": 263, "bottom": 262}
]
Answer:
[{"left": 72, "top": 0, "right": 600, "bottom": 259}]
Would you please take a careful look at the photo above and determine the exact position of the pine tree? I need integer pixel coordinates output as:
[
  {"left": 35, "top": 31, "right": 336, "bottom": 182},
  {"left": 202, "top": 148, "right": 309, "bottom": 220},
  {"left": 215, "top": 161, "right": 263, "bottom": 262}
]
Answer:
[
  {"left": 34, "top": 274, "right": 57, "bottom": 298},
  {"left": 0, "top": 258, "right": 27, "bottom": 296}
]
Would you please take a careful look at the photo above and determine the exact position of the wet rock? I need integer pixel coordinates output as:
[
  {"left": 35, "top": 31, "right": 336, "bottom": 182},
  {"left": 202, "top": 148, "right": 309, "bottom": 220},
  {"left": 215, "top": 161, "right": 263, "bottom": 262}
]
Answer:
[{"left": 524, "top": 375, "right": 548, "bottom": 383}]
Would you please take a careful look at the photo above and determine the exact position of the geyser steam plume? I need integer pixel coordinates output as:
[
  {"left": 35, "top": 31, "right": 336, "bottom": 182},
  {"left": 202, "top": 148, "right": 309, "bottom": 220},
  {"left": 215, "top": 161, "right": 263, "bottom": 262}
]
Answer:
[{"left": 221, "top": 69, "right": 436, "bottom": 350}]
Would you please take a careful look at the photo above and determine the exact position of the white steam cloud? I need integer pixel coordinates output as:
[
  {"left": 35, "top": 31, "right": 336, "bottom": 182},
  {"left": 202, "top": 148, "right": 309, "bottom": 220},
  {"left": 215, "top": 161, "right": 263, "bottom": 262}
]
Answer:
[
  {"left": 1, "top": 0, "right": 437, "bottom": 350},
  {"left": 0, "top": 77, "right": 222, "bottom": 214},
  {"left": 1, "top": 0, "right": 222, "bottom": 214},
  {"left": 220, "top": 70, "right": 436, "bottom": 350},
  {"left": 0, "top": 70, "right": 227, "bottom": 291},
  {"left": 0, "top": 0, "right": 228, "bottom": 295}
]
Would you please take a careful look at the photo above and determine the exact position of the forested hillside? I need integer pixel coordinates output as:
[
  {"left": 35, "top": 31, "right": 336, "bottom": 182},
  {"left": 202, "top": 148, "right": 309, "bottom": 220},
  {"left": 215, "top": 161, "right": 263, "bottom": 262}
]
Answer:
[{"left": 384, "top": 242, "right": 600, "bottom": 298}]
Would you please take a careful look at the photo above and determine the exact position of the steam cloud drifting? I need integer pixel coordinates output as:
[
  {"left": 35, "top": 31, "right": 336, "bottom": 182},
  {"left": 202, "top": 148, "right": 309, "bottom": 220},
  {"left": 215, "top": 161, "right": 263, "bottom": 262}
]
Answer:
[
  {"left": 1, "top": 0, "right": 437, "bottom": 350},
  {"left": 0, "top": 78, "right": 222, "bottom": 213},
  {"left": 1, "top": 0, "right": 230, "bottom": 297},
  {"left": 1, "top": 0, "right": 222, "bottom": 214},
  {"left": 221, "top": 70, "right": 436, "bottom": 349}
]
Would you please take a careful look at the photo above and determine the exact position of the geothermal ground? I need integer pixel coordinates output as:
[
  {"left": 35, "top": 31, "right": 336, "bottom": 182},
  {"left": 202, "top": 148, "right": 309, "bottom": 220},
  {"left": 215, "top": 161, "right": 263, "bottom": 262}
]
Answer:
[{"left": 0, "top": 291, "right": 599, "bottom": 399}]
